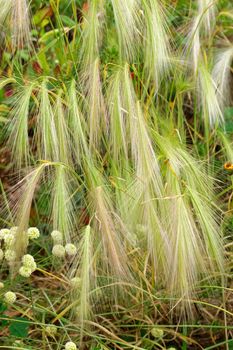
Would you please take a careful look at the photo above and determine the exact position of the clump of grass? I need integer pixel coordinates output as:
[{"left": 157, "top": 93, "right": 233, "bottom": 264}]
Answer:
[{"left": 0, "top": 0, "right": 233, "bottom": 348}]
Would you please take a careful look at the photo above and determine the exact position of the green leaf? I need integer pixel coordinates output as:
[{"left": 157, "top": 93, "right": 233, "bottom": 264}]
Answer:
[
  {"left": 0, "top": 302, "right": 7, "bottom": 313},
  {"left": 9, "top": 317, "right": 30, "bottom": 338},
  {"left": 60, "top": 15, "right": 76, "bottom": 27}
]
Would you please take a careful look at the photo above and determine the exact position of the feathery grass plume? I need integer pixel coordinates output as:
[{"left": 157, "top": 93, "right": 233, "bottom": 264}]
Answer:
[
  {"left": 197, "top": 63, "right": 224, "bottom": 128},
  {"left": 197, "top": 0, "right": 216, "bottom": 37},
  {"left": 0, "top": 1, "right": 12, "bottom": 30},
  {"left": 106, "top": 68, "right": 130, "bottom": 167},
  {"left": 79, "top": 0, "right": 106, "bottom": 151},
  {"left": 118, "top": 64, "right": 163, "bottom": 196},
  {"left": 125, "top": 106, "right": 170, "bottom": 284},
  {"left": 110, "top": 0, "right": 141, "bottom": 61},
  {"left": 212, "top": 46, "right": 233, "bottom": 110},
  {"left": 81, "top": 58, "right": 107, "bottom": 151},
  {"left": 108, "top": 65, "right": 172, "bottom": 280},
  {"left": 142, "top": 0, "right": 171, "bottom": 87},
  {"left": 73, "top": 225, "right": 93, "bottom": 331},
  {"left": 173, "top": 148, "right": 223, "bottom": 270},
  {"left": 35, "top": 81, "right": 59, "bottom": 162},
  {"left": 51, "top": 165, "right": 77, "bottom": 245},
  {"left": 9, "top": 163, "right": 48, "bottom": 261},
  {"left": 8, "top": 82, "right": 36, "bottom": 169},
  {"left": 131, "top": 101, "right": 163, "bottom": 197},
  {"left": 80, "top": 0, "right": 105, "bottom": 66},
  {"left": 11, "top": 0, "right": 31, "bottom": 49},
  {"left": 54, "top": 92, "right": 72, "bottom": 165},
  {"left": 67, "top": 81, "right": 89, "bottom": 164},
  {"left": 86, "top": 162, "right": 131, "bottom": 280},
  {"left": 154, "top": 134, "right": 223, "bottom": 296},
  {"left": 184, "top": 14, "right": 201, "bottom": 74},
  {"left": 164, "top": 168, "right": 204, "bottom": 298},
  {"left": 0, "top": 0, "right": 31, "bottom": 49}
]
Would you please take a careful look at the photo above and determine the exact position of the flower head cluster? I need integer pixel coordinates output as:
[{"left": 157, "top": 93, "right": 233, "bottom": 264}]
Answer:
[
  {"left": 27, "top": 227, "right": 40, "bottom": 240},
  {"left": 0, "top": 226, "right": 41, "bottom": 268},
  {"left": 19, "top": 266, "right": 33, "bottom": 278},
  {"left": 51, "top": 231, "right": 77, "bottom": 259},
  {"left": 19, "top": 254, "right": 37, "bottom": 278},
  {"left": 65, "top": 244, "right": 77, "bottom": 257},
  {"left": 0, "top": 229, "right": 10, "bottom": 240},
  {"left": 45, "top": 325, "right": 57, "bottom": 337},
  {"left": 51, "top": 230, "right": 63, "bottom": 245},
  {"left": 52, "top": 244, "right": 66, "bottom": 258},
  {"left": 64, "top": 341, "right": 77, "bottom": 350},
  {"left": 4, "top": 233, "right": 15, "bottom": 248},
  {"left": 4, "top": 291, "right": 16, "bottom": 304},
  {"left": 5, "top": 249, "right": 16, "bottom": 262},
  {"left": 150, "top": 327, "right": 164, "bottom": 339},
  {"left": 0, "top": 227, "right": 18, "bottom": 265}
]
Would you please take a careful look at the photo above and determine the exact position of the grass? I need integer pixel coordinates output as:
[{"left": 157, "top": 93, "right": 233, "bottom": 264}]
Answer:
[{"left": 0, "top": 0, "right": 232, "bottom": 349}]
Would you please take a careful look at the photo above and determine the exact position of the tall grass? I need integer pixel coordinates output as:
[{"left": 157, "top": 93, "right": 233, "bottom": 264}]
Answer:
[
  {"left": 0, "top": 0, "right": 31, "bottom": 49},
  {"left": 0, "top": 0, "right": 232, "bottom": 341}
]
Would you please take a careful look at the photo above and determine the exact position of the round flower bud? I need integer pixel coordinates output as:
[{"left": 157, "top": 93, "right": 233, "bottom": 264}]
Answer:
[
  {"left": 0, "top": 229, "right": 10, "bottom": 239},
  {"left": 64, "top": 341, "right": 77, "bottom": 350},
  {"left": 167, "top": 348, "right": 176, "bottom": 350},
  {"left": 22, "top": 255, "right": 37, "bottom": 272},
  {"left": 70, "top": 277, "right": 81, "bottom": 288},
  {"left": 151, "top": 328, "right": 164, "bottom": 339},
  {"left": 65, "top": 244, "right": 77, "bottom": 257},
  {"left": 4, "top": 291, "right": 16, "bottom": 304},
  {"left": 45, "top": 325, "right": 57, "bottom": 337},
  {"left": 0, "top": 282, "right": 4, "bottom": 288},
  {"left": 27, "top": 227, "right": 40, "bottom": 240},
  {"left": 22, "top": 254, "right": 34, "bottom": 266},
  {"left": 51, "top": 230, "right": 63, "bottom": 244},
  {"left": 5, "top": 249, "right": 16, "bottom": 262},
  {"left": 4, "top": 233, "right": 15, "bottom": 248},
  {"left": 0, "top": 249, "right": 4, "bottom": 261},
  {"left": 52, "top": 244, "right": 65, "bottom": 258},
  {"left": 19, "top": 266, "right": 32, "bottom": 278},
  {"left": 28, "top": 261, "right": 37, "bottom": 272}
]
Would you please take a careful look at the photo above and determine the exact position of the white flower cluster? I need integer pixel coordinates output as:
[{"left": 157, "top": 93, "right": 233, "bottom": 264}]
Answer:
[
  {"left": 19, "top": 254, "right": 37, "bottom": 278},
  {"left": 64, "top": 341, "right": 77, "bottom": 350},
  {"left": 27, "top": 227, "right": 40, "bottom": 240},
  {"left": 4, "top": 291, "right": 16, "bottom": 304},
  {"left": 51, "top": 230, "right": 77, "bottom": 259},
  {"left": 0, "top": 227, "right": 17, "bottom": 264},
  {"left": 5, "top": 249, "right": 16, "bottom": 262},
  {"left": 51, "top": 230, "right": 63, "bottom": 244},
  {"left": 0, "top": 226, "right": 40, "bottom": 267},
  {"left": 0, "top": 228, "right": 11, "bottom": 239}
]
